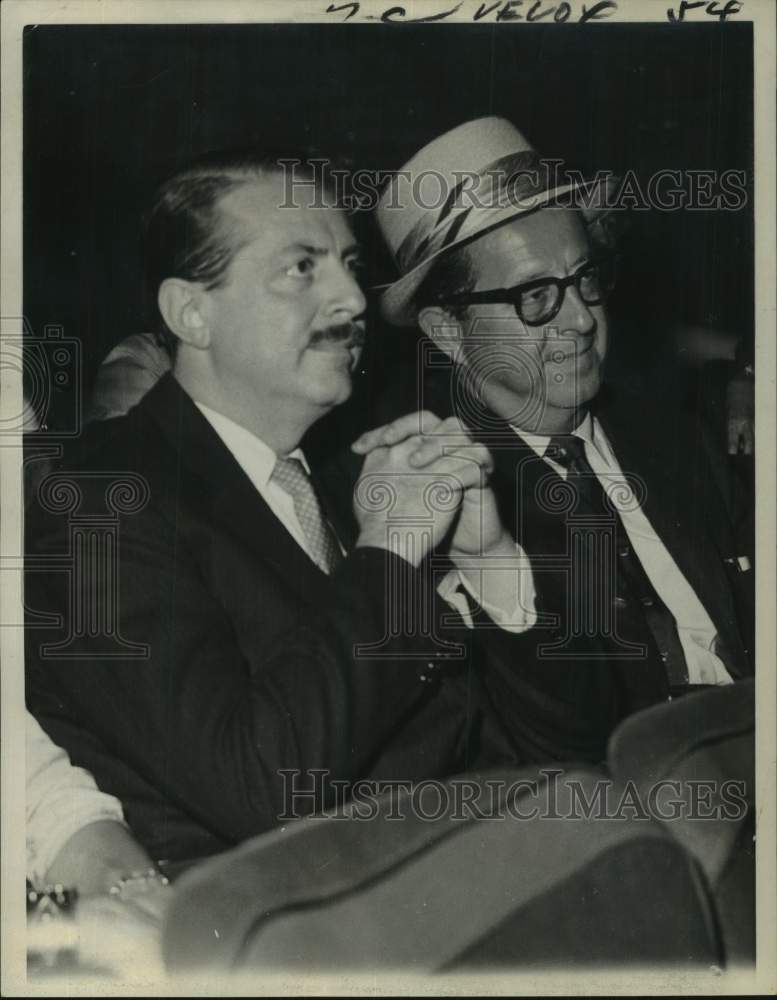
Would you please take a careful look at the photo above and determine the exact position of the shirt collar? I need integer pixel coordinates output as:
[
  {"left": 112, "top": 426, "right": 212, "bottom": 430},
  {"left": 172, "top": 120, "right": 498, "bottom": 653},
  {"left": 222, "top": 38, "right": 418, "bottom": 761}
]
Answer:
[
  {"left": 194, "top": 401, "right": 309, "bottom": 488},
  {"left": 510, "top": 410, "right": 594, "bottom": 461}
]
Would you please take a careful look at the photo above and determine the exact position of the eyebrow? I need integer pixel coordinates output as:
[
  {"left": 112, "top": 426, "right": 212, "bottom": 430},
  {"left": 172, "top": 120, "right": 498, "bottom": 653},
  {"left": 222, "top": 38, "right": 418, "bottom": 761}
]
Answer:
[
  {"left": 515, "top": 267, "right": 551, "bottom": 284},
  {"left": 281, "top": 242, "right": 363, "bottom": 260},
  {"left": 512, "top": 253, "right": 592, "bottom": 285},
  {"left": 509, "top": 261, "right": 553, "bottom": 284},
  {"left": 283, "top": 243, "right": 329, "bottom": 257}
]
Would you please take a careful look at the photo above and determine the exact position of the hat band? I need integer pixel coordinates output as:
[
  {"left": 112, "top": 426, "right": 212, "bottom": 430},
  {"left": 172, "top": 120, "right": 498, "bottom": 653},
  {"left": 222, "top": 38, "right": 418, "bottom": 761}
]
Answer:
[{"left": 395, "top": 150, "right": 559, "bottom": 274}]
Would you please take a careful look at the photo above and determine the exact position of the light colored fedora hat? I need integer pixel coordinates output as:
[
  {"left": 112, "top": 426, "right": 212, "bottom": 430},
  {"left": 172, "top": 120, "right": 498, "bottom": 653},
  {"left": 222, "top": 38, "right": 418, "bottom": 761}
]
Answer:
[{"left": 376, "top": 116, "right": 617, "bottom": 327}]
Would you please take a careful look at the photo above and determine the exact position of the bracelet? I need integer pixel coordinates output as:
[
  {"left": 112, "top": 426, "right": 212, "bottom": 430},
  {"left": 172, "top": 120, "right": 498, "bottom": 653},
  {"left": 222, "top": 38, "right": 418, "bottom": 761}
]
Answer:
[
  {"left": 27, "top": 883, "right": 78, "bottom": 918},
  {"left": 108, "top": 867, "right": 170, "bottom": 899}
]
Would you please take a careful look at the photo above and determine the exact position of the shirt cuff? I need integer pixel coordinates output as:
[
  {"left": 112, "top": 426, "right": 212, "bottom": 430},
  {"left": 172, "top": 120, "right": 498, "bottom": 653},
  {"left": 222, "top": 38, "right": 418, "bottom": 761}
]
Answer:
[{"left": 437, "top": 543, "right": 537, "bottom": 634}]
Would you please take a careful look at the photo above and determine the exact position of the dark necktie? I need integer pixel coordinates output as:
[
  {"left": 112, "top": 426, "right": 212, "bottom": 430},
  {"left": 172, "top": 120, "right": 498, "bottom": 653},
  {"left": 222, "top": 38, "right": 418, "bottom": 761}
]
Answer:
[
  {"left": 546, "top": 434, "right": 689, "bottom": 688},
  {"left": 270, "top": 456, "right": 343, "bottom": 575}
]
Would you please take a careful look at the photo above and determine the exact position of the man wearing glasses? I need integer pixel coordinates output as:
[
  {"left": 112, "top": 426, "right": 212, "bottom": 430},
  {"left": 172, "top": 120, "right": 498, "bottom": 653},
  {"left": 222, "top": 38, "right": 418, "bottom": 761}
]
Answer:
[{"left": 364, "top": 117, "right": 754, "bottom": 763}]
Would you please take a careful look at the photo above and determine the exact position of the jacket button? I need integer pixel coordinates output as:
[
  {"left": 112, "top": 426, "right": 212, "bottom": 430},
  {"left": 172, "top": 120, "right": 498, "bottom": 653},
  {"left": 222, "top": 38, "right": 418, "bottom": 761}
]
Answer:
[
  {"left": 613, "top": 596, "right": 628, "bottom": 608},
  {"left": 618, "top": 546, "right": 630, "bottom": 557},
  {"left": 640, "top": 595, "right": 654, "bottom": 607}
]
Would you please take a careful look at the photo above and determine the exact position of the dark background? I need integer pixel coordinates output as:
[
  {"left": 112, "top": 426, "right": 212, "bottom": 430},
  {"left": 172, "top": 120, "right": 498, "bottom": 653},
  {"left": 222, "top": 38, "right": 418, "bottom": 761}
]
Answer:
[{"left": 23, "top": 22, "right": 753, "bottom": 433}]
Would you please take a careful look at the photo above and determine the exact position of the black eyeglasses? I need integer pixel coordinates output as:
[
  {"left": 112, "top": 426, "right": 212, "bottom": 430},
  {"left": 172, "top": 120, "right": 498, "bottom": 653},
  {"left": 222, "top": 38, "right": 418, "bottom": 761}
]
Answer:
[{"left": 444, "top": 255, "right": 619, "bottom": 327}]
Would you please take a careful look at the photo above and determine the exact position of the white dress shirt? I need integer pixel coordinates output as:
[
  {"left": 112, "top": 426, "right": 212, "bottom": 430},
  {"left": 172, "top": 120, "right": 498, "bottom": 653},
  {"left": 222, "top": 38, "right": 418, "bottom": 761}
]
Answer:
[
  {"left": 26, "top": 713, "right": 126, "bottom": 887},
  {"left": 196, "top": 402, "right": 536, "bottom": 633},
  {"left": 196, "top": 402, "right": 321, "bottom": 557},
  {"left": 515, "top": 412, "right": 733, "bottom": 686}
]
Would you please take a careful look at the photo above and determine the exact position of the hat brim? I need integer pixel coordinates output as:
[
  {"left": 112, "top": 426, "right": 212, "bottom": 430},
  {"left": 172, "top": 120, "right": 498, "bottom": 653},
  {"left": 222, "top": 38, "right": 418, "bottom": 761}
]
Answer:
[{"left": 378, "top": 176, "right": 620, "bottom": 328}]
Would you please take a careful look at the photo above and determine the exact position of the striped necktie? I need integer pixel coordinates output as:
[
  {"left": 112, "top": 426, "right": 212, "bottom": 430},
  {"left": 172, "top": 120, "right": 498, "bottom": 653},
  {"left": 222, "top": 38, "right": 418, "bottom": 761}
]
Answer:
[{"left": 547, "top": 434, "right": 689, "bottom": 689}]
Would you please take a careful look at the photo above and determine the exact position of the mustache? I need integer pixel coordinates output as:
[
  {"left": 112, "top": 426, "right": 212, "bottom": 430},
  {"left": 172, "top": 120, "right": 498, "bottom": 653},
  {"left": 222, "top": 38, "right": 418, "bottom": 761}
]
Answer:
[{"left": 309, "top": 322, "right": 366, "bottom": 349}]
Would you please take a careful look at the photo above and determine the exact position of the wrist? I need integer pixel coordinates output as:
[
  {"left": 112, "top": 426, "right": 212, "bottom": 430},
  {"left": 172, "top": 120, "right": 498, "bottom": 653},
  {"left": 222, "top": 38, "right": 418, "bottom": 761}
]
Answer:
[
  {"left": 44, "top": 819, "right": 155, "bottom": 899},
  {"left": 107, "top": 867, "right": 170, "bottom": 900},
  {"left": 106, "top": 867, "right": 172, "bottom": 922}
]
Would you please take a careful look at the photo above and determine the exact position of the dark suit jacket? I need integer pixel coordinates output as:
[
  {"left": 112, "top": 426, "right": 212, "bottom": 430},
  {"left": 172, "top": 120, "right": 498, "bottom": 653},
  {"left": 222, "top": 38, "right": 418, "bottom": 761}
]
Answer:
[
  {"left": 465, "top": 385, "right": 754, "bottom": 765},
  {"left": 24, "top": 375, "right": 511, "bottom": 864}
]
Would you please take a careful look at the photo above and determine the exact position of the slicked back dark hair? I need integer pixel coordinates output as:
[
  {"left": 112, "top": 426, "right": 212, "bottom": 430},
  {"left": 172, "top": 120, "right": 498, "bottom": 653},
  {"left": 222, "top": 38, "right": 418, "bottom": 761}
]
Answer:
[{"left": 143, "top": 149, "right": 338, "bottom": 349}]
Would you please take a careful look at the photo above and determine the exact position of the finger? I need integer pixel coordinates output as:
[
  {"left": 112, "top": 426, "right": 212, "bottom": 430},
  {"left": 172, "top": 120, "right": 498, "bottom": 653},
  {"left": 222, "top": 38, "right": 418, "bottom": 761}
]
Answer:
[
  {"left": 387, "top": 435, "right": 425, "bottom": 463},
  {"left": 419, "top": 455, "right": 491, "bottom": 492},
  {"left": 407, "top": 439, "right": 444, "bottom": 467},
  {"left": 438, "top": 414, "right": 469, "bottom": 435},
  {"left": 351, "top": 411, "right": 441, "bottom": 453},
  {"left": 351, "top": 424, "right": 397, "bottom": 454},
  {"left": 465, "top": 443, "right": 494, "bottom": 474},
  {"left": 384, "top": 412, "right": 468, "bottom": 448},
  {"left": 427, "top": 414, "right": 474, "bottom": 444},
  {"left": 358, "top": 443, "right": 391, "bottom": 471},
  {"left": 381, "top": 410, "right": 443, "bottom": 445},
  {"left": 409, "top": 442, "right": 493, "bottom": 473},
  {"left": 351, "top": 428, "right": 384, "bottom": 454}
]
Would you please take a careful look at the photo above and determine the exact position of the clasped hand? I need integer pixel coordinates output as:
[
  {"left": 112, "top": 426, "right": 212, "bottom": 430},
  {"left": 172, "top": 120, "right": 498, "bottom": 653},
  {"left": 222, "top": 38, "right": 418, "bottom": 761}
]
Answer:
[{"left": 351, "top": 411, "right": 511, "bottom": 567}]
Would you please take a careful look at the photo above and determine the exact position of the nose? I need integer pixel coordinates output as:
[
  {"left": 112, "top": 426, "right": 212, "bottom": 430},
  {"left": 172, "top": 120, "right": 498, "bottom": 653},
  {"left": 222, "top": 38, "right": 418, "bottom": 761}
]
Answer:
[
  {"left": 326, "top": 259, "right": 367, "bottom": 321},
  {"left": 558, "top": 285, "right": 597, "bottom": 339}
]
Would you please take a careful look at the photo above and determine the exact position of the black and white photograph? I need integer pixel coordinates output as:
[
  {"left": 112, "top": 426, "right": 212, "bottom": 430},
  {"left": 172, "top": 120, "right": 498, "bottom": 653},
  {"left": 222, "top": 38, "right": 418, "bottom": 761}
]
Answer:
[{"left": 1, "top": 0, "right": 775, "bottom": 993}]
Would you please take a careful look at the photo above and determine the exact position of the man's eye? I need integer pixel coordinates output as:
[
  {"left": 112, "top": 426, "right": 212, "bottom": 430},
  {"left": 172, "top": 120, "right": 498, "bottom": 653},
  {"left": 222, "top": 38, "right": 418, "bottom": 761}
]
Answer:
[
  {"left": 524, "top": 285, "right": 552, "bottom": 304},
  {"left": 286, "top": 258, "right": 316, "bottom": 278},
  {"left": 345, "top": 257, "right": 365, "bottom": 277}
]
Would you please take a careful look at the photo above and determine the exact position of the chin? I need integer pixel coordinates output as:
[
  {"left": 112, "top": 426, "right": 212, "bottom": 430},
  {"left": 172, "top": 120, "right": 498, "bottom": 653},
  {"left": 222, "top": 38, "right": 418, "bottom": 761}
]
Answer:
[{"left": 307, "top": 372, "right": 353, "bottom": 410}]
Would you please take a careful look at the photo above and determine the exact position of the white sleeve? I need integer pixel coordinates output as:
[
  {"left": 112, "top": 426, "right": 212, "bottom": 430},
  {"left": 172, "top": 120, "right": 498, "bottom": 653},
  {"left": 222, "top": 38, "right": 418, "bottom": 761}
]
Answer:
[
  {"left": 436, "top": 543, "right": 538, "bottom": 633},
  {"left": 26, "top": 712, "right": 126, "bottom": 887}
]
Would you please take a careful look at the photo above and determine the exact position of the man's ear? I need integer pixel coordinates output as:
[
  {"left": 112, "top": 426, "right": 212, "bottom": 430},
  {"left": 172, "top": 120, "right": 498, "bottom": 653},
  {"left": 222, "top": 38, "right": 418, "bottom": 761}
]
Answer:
[
  {"left": 418, "top": 306, "right": 465, "bottom": 364},
  {"left": 157, "top": 279, "right": 211, "bottom": 350}
]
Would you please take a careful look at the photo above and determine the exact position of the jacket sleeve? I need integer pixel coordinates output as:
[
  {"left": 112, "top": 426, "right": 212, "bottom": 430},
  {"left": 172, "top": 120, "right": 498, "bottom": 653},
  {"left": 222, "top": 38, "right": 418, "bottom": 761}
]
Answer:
[{"left": 25, "top": 496, "right": 458, "bottom": 845}]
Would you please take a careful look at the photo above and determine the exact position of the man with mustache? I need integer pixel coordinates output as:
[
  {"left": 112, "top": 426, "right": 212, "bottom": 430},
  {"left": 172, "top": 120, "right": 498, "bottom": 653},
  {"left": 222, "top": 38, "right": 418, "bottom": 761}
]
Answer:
[
  {"left": 25, "top": 150, "right": 535, "bottom": 869},
  {"left": 365, "top": 117, "right": 754, "bottom": 762}
]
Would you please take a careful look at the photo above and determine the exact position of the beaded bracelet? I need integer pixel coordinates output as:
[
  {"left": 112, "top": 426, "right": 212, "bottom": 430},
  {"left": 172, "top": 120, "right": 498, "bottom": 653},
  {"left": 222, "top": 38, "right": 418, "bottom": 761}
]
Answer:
[
  {"left": 108, "top": 867, "right": 170, "bottom": 898},
  {"left": 27, "top": 883, "right": 78, "bottom": 918}
]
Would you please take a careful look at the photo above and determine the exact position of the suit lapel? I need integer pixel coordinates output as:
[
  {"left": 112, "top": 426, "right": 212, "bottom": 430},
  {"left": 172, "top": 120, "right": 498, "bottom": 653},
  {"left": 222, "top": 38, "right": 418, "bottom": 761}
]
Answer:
[
  {"left": 476, "top": 403, "right": 747, "bottom": 676},
  {"left": 141, "top": 374, "right": 333, "bottom": 604},
  {"left": 596, "top": 393, "right": 746, "bottom": 674}
]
